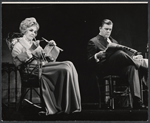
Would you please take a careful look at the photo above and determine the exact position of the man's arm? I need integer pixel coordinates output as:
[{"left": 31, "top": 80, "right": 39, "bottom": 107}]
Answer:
[
  {"left": 87, "top": 40, "right": 106, "bottom": 70},
  {"left": 87, "top": 40, "right": 97, "bottom": 62}
]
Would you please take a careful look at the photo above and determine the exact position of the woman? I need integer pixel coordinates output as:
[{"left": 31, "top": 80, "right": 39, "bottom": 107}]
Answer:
[{"left": 11, "top": 17, "right": 81, "bottom": 115}]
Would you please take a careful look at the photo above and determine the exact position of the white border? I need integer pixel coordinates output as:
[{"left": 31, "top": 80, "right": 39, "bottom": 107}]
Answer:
[{"left": 2, "top": 2, "right": 148, "bottom": 4}]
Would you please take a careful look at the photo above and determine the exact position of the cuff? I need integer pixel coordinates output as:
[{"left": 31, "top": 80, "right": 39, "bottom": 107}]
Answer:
[{"left": 94, "top": 53, "right": 100, "bottom": 62}]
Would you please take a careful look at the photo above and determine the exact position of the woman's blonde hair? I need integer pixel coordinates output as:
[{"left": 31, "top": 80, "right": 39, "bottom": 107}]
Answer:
[{"left": 19, "top": 17, "right": 39, "bottom": 34}]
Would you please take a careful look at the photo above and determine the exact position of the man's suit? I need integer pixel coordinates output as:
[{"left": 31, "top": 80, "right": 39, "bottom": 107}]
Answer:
[{"left": 87, "top": 34, "right": 143, "bottom": 99}]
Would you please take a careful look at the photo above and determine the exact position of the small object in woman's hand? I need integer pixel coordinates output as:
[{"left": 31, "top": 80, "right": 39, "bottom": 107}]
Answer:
[
  {"left": 42, "top": 37, "right": 63, "bottom": 51},
  {"left": 34, "top": 40, "right": 40, "bottom": 46},
  {"left": 48, "top": 40, "right": 56, "bottom": 46},
  {"left": 42, "top": 37, "right": 56, "bottom": 46}
]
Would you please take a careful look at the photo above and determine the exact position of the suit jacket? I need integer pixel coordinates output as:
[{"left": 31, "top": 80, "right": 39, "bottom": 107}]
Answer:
[
  {"left": 87, "top": 34, "right": 118, "bottom": 71},
  {"left": 87, "top": 34, "right": 141, "bottom": 73}
]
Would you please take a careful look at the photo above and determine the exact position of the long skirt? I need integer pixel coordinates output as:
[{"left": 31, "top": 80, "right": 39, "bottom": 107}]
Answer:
[{"left": 37, "top": 61, "right": 81, "bottom": 115}]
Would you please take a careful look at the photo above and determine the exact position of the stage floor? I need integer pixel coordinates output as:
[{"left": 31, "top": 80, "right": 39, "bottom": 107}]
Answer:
[{"left": 2, "top": 103, "right": 148, "bottom": 121}]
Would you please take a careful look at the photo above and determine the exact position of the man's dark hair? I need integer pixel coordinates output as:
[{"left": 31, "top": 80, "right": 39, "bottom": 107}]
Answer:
[{"left": 100, "top": 19, "right": 113, "bottom": 27}]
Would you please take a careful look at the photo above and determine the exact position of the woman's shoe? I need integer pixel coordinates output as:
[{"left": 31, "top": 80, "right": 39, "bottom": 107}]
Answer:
[{"left": 38, "top": 111, "right": 46, "bottom": 116}]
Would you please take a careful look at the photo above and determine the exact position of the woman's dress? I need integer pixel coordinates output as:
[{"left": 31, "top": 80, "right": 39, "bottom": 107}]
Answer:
[{"left": 11, "top": 37, "right": 81, "bottom": 115}]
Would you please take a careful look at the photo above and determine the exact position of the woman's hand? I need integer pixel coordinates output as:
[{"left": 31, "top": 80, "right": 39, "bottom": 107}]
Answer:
[
  {"left": 34, "top": 40, "right": 40, "bottom": 47},
  {"left": 32, "top": 46, "right": 45, "bottom": 58},
  {"left": 48, "top": 40, "right": 56, "bottom": 46}
]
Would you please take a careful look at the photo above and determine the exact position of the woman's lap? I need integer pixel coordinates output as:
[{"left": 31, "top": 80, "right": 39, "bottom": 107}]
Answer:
[{"left": 39, "top": 61, "right": 81, "bottom": 115}]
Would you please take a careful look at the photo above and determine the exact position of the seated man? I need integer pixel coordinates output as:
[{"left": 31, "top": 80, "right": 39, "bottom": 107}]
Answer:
[{"left": 87, "top": 19, "right": 148, "bottom": 109}]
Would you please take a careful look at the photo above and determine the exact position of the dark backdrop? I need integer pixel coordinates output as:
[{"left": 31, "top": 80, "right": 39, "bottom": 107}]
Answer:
[{"left": 2, "top": 4, "right": 148, "bottom": 103}]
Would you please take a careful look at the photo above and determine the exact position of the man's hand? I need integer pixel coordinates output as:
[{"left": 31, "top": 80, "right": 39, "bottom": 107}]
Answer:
[
  {"left": 95, "top": 51, "right": 106, "bottom": 60},
  {"left": 133, "top": 55, "right": 143, "bottom": 60}
]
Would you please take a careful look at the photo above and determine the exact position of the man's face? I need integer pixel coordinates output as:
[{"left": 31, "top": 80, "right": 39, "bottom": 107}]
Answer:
[{"left": 99, "top": 24, "right": 113, "bottom": 38}]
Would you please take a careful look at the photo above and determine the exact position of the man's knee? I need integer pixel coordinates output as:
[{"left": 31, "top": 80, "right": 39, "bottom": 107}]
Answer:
[
  {"left": 114, "top": 50, "right": 127, "bottom": 57},
  {"left": 108, "top": 50, "right": 133, "bottom": 66}
]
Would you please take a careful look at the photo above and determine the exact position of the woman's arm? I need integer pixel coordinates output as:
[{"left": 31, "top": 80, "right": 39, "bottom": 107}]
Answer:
[{"left": 12, "top": 42, "right": 32, "bottom": 66}]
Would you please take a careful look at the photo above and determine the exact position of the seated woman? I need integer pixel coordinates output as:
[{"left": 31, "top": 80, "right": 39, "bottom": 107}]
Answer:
[{"left": 10, "top": 17, "right": 81, "bottom": 115}]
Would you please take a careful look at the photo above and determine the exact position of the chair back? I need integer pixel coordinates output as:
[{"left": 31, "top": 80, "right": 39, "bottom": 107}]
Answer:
[
  {"left": 6, "top": 32, "right": 22, "bottom": 51},
  {"left": 5, "top": 34, "right": 45, "bottom": 111},
  {"left": 5, "top": 35, "right": 42, "bottom": 88},
  {"left": 18, "top": 57, "right": 40, "bottom": 88}
]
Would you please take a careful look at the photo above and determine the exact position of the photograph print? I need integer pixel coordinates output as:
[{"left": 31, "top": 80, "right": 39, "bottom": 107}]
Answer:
[{"left": 2, "top": 2, "right": 149, "bottom": 121}]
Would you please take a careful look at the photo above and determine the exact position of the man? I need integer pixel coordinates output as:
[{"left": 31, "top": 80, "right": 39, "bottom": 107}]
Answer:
[{"left": 87, "top": 19, "right": 148, "bottom": 109}]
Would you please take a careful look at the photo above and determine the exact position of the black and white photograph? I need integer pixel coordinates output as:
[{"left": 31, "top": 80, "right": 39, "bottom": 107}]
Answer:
[{"left": 1, "top": 2, "right": 149, "bottom": 121}]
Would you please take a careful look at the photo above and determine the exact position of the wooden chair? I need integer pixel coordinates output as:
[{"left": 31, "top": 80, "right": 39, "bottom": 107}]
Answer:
[
  {"left": 5, "top": 36, "right": 45, "bottom": 111},
  {"left": 96, "top": 75, "right": 133, "bottom": 109},
  {"left": 16, "top": 57, "right": 45, "bottom": 111},
  {"left": 104, "top": 75, "right": 133, "bottom": 109}
]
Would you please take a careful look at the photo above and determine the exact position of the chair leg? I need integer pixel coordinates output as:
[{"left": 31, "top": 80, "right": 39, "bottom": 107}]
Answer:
[
  {"left": 112, "top": 79, "right": 116, "bottom": 109},
  {"left": 128, "top": 88, "right": 133, "bottom": 108},
  {"left": 109, "top": 76, "right": 115, "bottom": 109},
  {"left": 111, "top": 98, "right": 115, "bottom": 109},
  {"left": 32, "top": 88, "right": 44, "bottom": 109},
  {"left": 17, "top": 88, "right": 30, "bottom": 111},
  {"left": 97, "top": 84, "right": 102, "bottom": 108},
  {"left": 105, "top": 80, "right": 110, "bottom": 106},
  {"left": 95, "top": 76, "right": 101, "bottom": 108},
  {"left": 30, "top": 88, "right": 32, "bottom": 102},
  {"left": 140, "top": 80, "right": 144, "bottom": 104}
]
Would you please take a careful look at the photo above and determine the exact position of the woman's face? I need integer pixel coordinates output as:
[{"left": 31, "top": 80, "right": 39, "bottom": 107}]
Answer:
[{"left": 24, "top": 26, "right": 38, "bottom": 41}]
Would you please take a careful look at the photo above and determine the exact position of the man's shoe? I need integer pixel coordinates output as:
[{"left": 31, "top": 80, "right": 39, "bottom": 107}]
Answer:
[
  {"left": 133, "top": 103, "right": 147, "bottom": 109},
  {"left": 133, "top": 97, "right": 147, "bottom": 109}
]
